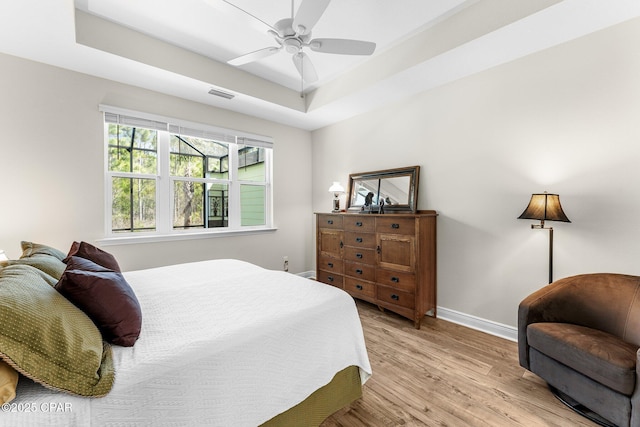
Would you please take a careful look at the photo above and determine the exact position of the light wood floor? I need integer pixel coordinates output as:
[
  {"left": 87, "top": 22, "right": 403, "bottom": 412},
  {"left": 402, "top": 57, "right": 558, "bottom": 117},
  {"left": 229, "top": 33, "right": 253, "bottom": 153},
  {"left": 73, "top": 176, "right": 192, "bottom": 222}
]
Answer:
[{"left": 322, "top": 300, "right": 597, "bottom": 427}]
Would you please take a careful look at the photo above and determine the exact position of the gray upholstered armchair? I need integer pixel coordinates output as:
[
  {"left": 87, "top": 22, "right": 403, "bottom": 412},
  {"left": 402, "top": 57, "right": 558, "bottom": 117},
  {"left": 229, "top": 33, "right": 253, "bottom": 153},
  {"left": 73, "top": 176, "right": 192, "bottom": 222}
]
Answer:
[{"left": 518, "top": 273, "right": 640, "bottom": 427}]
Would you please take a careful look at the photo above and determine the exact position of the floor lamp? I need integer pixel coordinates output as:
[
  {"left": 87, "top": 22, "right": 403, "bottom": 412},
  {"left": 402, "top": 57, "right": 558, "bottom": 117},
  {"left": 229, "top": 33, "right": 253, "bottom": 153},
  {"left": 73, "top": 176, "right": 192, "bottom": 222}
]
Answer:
[{"left": 518, "top": 192, "right": 571, "bottom": 284}]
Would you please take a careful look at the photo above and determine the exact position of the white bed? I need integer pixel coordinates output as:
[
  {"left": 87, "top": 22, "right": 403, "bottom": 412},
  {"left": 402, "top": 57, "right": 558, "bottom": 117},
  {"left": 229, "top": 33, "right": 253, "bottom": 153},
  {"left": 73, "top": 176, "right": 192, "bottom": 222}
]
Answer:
[{"left": 2, "top": 259, "right": 371, "bottom": 426}]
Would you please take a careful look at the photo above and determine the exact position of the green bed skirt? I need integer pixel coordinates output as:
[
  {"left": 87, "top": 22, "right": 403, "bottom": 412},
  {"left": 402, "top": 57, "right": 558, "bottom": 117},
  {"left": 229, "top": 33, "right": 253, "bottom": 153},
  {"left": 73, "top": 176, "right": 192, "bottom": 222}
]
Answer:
[{"left": 260, "top": 365, "right": 362, "bottom": 427}]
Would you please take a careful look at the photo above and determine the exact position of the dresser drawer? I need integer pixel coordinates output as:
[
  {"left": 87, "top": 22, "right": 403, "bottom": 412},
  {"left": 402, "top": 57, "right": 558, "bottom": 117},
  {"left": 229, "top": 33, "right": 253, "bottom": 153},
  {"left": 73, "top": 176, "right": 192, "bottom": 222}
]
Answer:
[
  {"left": 377, "top": 285, "right": 415, "bottom": 310},
  {"left": 344, "top": 231, "right": 376, "bottom": 249},
  {"left": 344, "top": 247, "right": 376, "bottom": 265},
  {"left": 316, "top": 270, "right": 343, "bottom": 288},
  {"left": 377, "top": 269, "right": 416, "bottom": 292},
  {"left": 317, "top": 214, "right": 343, "bottom": 229},
  {"left": 376, "top": 217, "right": 415, "bottom": 235},
  {"left": 344, "top": 277, "right": 376, "bottom": 299},
  {"left": 344, "top": 216, "right": 375, "bottom": 232},
  {"left": 318, "top": 256, "right": 343, "bottom": 274},
  {"left": 344, "top": 261, "right": 376, "bottom": 282}
]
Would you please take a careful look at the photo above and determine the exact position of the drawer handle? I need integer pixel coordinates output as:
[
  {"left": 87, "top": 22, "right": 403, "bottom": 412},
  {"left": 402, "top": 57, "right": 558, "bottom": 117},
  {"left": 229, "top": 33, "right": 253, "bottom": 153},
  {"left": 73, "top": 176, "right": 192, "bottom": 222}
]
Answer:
[
  {"left": 328, "top": 220, "right": 333, "bottom": 225},
  {"left": 356, "top": 237, "right": 363, "bottom": 243},
  {"left": 327, "top": 276, "right": 334, "bottom": 282},
  {"left": 327, "top": 262, "right": 334, "bottom": 268},
  {"left": 340, "top": 241, "right": 344, "bottom": 248},
  {"left": 377, "top": 246, "right": 381, "bottom": 254},
  {"left": 356, "top": 269, "right": 363, "bottom": 275},
  {"left": 391, "top": 276, "right": 399, "bottom": 283},
  {"left": 391, "top": 223, "right": 400, "bottom": 229},
  {"left": 356, "top": 221, "right": 363, "bottom": 227},
  {"left": 356, "top": 253, "right": 363, "bottom": 259},
  {"left": 356, "top": 285, "right": 363, "bottom": 290},
  {"left": 391, "top": 294, "right": 400, "bottom": 301}
]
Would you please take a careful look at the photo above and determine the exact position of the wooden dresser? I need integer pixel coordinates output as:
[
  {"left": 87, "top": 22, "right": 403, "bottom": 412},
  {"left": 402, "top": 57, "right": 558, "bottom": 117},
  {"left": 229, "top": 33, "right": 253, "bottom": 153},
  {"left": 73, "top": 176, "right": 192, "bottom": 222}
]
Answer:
[{"left": 315, "top": 211, "right": 437, "bottom": 328}]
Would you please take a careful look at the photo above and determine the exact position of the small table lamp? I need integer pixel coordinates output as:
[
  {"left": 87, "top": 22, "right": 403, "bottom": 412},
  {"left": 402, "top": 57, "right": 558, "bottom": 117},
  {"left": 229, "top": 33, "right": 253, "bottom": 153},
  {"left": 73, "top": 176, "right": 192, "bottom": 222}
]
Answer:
[
  {"left": 518, "top": 192, "right": 571, "bottom": 284},
  {"left": 328, "top": 182, "right": 345, "bottom": 212},
  {"left": 0, "top": 250, "right": 8, "bottom": 263}
]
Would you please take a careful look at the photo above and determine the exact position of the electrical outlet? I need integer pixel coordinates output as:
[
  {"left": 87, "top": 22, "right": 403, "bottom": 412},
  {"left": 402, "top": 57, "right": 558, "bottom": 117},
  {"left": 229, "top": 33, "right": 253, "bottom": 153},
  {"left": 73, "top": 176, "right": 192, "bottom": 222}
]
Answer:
[{"left": 283, "top": 256, "right": 289, "bottom": 272}]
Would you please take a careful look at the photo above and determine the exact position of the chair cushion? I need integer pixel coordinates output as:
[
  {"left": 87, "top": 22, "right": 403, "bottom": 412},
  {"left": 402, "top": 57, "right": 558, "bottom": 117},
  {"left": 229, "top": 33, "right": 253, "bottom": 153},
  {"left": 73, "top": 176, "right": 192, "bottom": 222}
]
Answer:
[{"left": 527, "top": 322, "right": 638, "bottom": 395}]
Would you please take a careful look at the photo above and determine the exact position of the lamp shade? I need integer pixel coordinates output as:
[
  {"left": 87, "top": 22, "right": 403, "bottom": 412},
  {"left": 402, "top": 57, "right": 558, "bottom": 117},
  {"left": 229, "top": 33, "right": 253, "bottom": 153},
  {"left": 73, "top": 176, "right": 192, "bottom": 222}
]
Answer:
[
  {"left": 328, "top": 182, "right": 344, "bottom": 193},
  {"left": 518, "top": 193, "right": 571, "bottom": 223},
  {"left": 0, "top": 250, "right": 8, "bottom": 262}
]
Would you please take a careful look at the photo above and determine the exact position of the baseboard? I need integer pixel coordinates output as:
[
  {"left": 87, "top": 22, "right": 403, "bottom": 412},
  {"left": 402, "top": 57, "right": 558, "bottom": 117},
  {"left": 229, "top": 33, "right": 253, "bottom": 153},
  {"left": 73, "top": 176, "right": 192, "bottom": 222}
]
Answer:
[
  {"left": 437, "top": 306, "right": 517, "bottom": 342},
  {"left": 299, "top": 273, "right": 517, "bottom": 341}
]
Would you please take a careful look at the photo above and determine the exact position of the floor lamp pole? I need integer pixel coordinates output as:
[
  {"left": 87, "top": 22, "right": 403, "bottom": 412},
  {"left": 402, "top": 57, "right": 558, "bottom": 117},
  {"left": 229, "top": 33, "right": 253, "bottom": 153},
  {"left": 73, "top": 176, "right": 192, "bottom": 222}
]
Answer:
[{"left": 548, "top": 227, "right": 553, "bottom": 284}]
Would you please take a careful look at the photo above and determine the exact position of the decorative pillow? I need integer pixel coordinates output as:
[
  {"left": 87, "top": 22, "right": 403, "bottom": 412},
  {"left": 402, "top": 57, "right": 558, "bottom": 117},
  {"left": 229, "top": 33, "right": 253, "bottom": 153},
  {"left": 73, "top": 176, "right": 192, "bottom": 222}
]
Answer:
[
  {"left": 7, "top": 256, "right": 66, "bottom": 281},
  {"left": 0, "top": 264, "right": 114, "bottom": 397},
  {"left": 64, "top": 241, "right": 121, "bottom": 272},
  {"left": 0, "top": 360, "right": 18, "bottom": 404},
  {"left": 56, "top": 256, "right": 142, "bottom": 347},
  {"left": 20, "top": 241, "right": 66, "bottom": 261}
]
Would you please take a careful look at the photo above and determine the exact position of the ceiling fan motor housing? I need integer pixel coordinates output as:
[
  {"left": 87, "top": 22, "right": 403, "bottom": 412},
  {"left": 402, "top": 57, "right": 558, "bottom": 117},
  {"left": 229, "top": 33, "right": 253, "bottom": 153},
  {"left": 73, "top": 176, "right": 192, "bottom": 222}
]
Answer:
[{"left": 274, "top": 18, "right": 311, "bottom": 53}]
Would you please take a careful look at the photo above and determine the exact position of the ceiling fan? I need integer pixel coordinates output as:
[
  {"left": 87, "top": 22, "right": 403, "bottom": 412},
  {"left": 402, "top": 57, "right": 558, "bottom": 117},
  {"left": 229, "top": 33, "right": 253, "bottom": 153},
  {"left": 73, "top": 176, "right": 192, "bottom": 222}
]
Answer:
[{"left": 220, "top": 0, "right": 376, "bottom": 84}]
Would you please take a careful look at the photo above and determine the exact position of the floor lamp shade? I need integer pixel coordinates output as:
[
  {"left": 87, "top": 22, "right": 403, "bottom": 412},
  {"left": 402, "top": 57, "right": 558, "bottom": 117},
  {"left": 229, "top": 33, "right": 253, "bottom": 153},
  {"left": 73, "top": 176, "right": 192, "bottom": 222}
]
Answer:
[
  {"left": 518, "top": 192, "right": 570, "bottom": 284},
  {"left": 518, "top": 193, "right": 571, "bottom": 224}
]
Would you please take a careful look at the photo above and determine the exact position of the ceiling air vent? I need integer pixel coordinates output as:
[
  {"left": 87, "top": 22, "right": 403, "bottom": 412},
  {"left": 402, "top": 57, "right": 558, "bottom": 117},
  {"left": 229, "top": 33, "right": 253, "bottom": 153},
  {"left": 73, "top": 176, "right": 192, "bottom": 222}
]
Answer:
[{"left": 208, "top": 88, "right": 235, "bottom": 100}]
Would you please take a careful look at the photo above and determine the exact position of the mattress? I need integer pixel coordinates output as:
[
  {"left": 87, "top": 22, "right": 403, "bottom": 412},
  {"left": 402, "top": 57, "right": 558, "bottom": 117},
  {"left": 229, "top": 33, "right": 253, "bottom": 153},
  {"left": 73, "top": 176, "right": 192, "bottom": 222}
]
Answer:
[{"left": 1, "top": 259, "right": 371, "bottom": 426}]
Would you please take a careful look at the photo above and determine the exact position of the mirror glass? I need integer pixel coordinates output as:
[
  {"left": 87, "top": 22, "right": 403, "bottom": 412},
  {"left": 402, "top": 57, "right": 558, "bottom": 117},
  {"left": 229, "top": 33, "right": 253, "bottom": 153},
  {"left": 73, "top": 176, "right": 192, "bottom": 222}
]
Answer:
[
  {"left": 379, "top": 176, "right": 411, "bottom": 206},
  {"left": 350, "top": 179, "right": 381, "bottom": 207},
  {"left": 347, "top": 166, "right": 420, "bottom": 213}
]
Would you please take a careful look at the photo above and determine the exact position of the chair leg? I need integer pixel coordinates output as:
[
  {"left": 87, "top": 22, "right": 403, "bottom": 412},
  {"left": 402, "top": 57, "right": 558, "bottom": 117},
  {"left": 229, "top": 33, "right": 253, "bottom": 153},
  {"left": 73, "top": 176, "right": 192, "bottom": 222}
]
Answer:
[{"left": 549, "top": 385, "right": 617, "bottom": 427}]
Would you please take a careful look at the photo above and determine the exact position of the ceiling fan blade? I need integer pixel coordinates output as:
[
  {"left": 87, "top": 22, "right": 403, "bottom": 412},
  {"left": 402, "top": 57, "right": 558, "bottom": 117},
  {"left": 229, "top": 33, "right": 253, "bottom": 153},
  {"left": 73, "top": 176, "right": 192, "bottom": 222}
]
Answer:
[
  {"left": 292, "top": 0, "right": 330, "bottom": 35},
  {"left": 228, "top": 46, "right": 281, "bottom": 66},
  {"left": 308, "top": 38, "right": 376, "bottom": 55},
  {"left": 206, "top": 0, "right": 276, "bottom": 34},
  {"left": 292, "top": 52, "right": 318, "bottom": 83}
]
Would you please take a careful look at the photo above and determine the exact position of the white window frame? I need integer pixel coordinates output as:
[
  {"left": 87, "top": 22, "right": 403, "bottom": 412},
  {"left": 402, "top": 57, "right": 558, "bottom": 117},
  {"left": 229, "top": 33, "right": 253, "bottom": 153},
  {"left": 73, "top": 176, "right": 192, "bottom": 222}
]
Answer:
[{"left": 99, "top": 105, "right": 275, "bottom": 245}]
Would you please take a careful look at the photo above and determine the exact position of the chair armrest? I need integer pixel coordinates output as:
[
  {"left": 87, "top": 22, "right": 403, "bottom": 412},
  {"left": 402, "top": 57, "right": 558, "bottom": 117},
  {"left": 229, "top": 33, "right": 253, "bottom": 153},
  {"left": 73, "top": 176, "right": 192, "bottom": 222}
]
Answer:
[{"left": 518, "top": 280, "right": 566, "bottom": 369}]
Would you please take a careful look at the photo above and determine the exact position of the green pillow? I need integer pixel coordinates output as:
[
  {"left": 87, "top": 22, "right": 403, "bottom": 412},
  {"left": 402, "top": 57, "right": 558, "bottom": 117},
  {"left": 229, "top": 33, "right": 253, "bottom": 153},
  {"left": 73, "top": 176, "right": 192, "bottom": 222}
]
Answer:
[
  {"left": 11, "top": 241, "right": 68, "bottom": 279},
  {"left": 0, "top": 264, "right": 114, "bottom": 397},
  {"left": 20, "top": 241, "right": 67, "bottom": 261},
  {"left": 7, "top": 256, "right": 66, "bottom": 281}
]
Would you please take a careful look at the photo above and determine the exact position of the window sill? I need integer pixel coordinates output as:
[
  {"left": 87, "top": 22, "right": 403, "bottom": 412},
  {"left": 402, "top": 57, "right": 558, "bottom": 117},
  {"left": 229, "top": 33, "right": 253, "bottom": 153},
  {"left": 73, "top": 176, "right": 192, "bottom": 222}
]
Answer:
[{"left": 97, "top": 227, "right": 278, "bottom": 246}]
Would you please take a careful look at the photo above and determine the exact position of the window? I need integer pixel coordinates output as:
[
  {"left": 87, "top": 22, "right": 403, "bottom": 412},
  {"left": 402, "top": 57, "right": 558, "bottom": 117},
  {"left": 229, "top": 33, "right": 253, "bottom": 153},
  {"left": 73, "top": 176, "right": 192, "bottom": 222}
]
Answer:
[{"left": 102, "top": 106, "right": 273, "bottom": 241}]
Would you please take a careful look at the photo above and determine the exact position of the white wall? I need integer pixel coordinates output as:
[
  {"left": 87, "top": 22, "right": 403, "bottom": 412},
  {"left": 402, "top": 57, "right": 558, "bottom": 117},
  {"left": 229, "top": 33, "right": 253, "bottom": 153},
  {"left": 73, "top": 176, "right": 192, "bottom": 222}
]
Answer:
[
  {"left": 0, "top": 54, "right": 313, "bottom": 273},
  {"left": 311, "top": 17, "right": 640, "bottom": 328}
]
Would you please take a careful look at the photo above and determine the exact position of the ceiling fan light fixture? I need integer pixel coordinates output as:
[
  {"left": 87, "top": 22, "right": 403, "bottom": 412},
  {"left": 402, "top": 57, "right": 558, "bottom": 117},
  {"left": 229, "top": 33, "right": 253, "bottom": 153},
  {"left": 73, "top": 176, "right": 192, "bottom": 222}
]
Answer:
[{"left": 284, "top": 38, "right": 302, "bottom": 54}]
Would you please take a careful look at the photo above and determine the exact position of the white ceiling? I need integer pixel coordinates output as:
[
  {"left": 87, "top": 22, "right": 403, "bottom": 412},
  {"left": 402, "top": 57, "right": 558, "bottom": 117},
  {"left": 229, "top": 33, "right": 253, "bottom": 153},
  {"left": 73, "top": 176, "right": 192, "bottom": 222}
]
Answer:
[
  {"left": 76, "top": 0, "right": 472, "bottom": 92},
  {"left": 2, "top": 0, "right": 640, "bottom": 130}
]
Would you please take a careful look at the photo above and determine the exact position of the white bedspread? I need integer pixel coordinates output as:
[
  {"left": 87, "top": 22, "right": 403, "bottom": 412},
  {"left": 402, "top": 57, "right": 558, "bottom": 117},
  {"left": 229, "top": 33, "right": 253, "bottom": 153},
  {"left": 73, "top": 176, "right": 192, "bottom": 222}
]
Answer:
[{"left": 2, "top": 259, "right": 371, "bottom": 426}]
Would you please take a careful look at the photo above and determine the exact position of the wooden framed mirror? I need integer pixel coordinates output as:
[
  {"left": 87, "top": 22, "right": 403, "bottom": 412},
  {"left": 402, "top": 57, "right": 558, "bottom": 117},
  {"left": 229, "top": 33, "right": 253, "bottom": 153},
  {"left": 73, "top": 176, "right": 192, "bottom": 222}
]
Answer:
[{"left": 346, "top": 166, "right": 420, "bottom": 213}]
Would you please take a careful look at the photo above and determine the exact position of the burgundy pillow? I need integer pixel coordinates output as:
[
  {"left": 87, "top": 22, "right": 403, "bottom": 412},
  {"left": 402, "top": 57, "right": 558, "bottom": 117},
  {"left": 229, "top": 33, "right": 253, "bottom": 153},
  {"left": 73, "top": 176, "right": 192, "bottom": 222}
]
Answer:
[
  {"left": 64, "top": 241, "right": 121, "bottom": 272},
  {"left": 55, "top": 256, "right": 141, "bottom": 347}
]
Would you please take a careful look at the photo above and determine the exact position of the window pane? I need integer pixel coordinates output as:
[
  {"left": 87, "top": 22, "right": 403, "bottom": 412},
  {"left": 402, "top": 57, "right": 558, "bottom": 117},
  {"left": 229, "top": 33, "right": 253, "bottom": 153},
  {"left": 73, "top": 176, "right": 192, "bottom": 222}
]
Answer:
[
  {"left": 109, "top": 146, "right": 131, "bottom": 172},
  {"left": 237, "top": 147, "right": 266, "bottom": 182},
  {"left": 108, "top": 124, "right": 157, "bottom": 174},
  {"left": 170, "top": 153, "right": 204, "bottom": 178},
  {"left": 241, "top": 184, "right": 265, "bottom": 226},
  {"left": 173, "top": 180, "right": 205, "bottom": 229},
  {"left": 170, "top": 135, "right": 229, "bottom": 179},
  {"left": 207, "top": 183, "right": 229, "bottom": 228},
  {"left": 206, "top": 156, "right": 229, "bottom": 180},
  {"left": 112, "top": 177, "right": 156, "bottom": 232}
]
